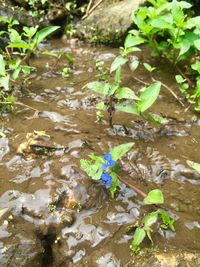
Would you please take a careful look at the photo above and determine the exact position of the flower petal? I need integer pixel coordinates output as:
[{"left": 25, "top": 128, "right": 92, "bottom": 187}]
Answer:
[
  {"left": 101, "top": 164, "right": 109, "bottom": 170},
  {"left": 101, "top": 173, "right": 112, "bottom": 189},
  {"left": 104, "top": 153, "right": 112, "bottom": 161}
]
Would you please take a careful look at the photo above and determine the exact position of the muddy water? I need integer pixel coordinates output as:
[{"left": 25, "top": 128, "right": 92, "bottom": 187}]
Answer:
[{"left": 0, "top": 39, "right": 200, "bottom": 267}]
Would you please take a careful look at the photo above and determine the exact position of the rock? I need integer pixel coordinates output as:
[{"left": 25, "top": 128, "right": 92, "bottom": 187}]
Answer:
[
  {"left": 0, "top": 232, "right": 44, "bottom": 267},
  {"left": 75, "top": 0, "right": 146, "bottom": 44}
]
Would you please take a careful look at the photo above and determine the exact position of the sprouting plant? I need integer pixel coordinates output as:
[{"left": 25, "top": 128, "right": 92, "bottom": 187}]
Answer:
[
  {"left": 131, "top": 189, "right": 175, "bottom": 254},
  {"left": 7, "top": 25, "right": 60, "bottom": 64},
  {"left": 42, "top": 50, "right": 74, "bottom": 73},
  {"left": 81, "top": 145, "right": 175, "bottom": 253},
  {"left": 80, "top": 142, "right": 134, "bottom": 198},
  {"left": 85, "top": 64, "right": 161, "bottom": 128},
  {"left": 125, "top": 0, "right": 200, "bottom": 110},
  {"left": 95, "top": 59, "right": 109, "bottom": 81}
]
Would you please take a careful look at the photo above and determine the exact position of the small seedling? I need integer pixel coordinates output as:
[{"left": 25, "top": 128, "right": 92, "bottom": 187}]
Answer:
[
  {"left": 80, "top": 142, "right": 134, "bottom": 198},
  {"left": 131, "top": 189, "right": 175, "bottom": 254}
]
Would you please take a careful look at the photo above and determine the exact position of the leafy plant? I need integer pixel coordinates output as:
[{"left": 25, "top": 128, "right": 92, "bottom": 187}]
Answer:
[
  {"left": 126, "top": 0, "right": 200, "bottom": 110},
  {"left": 86, "top": 63, "right": 161, "bottom": 128},
  {"left": 42, "top": 50, "right": 74, "bottom": 74},
  {"left": 131, "top": 189, "right": 175, "bottom": 254},
  {"left": 80, "top": 142, "right": 134, "bottom": 198},
  {"left": 0, "top": 18, "right": 60, "bottom": 110}
]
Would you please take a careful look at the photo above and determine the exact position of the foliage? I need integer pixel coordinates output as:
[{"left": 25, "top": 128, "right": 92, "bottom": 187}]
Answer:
[
  {"left": 187, "top": 160, "right": 200, "bottom": 174},
  {"left": 0, "top": 17, "right": 60, "bottom": 110},
  {"left": 86, "top": 62, "right": 161, "bottom": 127},
  {"left": 126, "top": 0, "right": 200, "bottom": 110},
  {"left": 80, "top": 142, "right": 134, "bottom": 198},
  {"left": 42, "top": 50, "right": 74, "bottom": 75},
  {"left": 131, "top": 189, "right": 175, "bottom": 254}
]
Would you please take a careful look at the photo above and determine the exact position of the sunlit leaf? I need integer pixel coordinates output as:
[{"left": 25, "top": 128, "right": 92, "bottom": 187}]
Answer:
[
  {"left": 110, "top": 55, "right": 127, "bottom": 73},
  {"left": 137, "top": 82, "right": 161, "bottom": 113},
  {"left": 115, "top": 87, "right": 140, "bottom": 100},
  {"left": 110, "top": 142, "right": 134, "bottom": 161},
  {"left": 131, "top": 228, "right": 146, "bottom": 254},
  {"left": 124, "top": 34, "right": 145, "bottom": 49},
  {"left": 144, "top": 189, "right": 164, "bottom": 205},
  {"left": 129, "top": 60, "right": 139, "bottom": 72},
  {"left": 0, "top": 54, "right": 6, "bottom": 76},
  {"left": 109, "top": 172, "right": 119, "bottom": 198},
  {"left": 86, "top": 81, "right": 110, "bottom": 95},
  {"left": 0, "top": 75, "right": 9, "bottom": 91},
  {"left": 143, "top": 211, "right": 159, "bottom": 228},
  {"left": 35, "top": 26, "right": 60, "bottom": 45},
  {"left": 115, "top": 103, "right": 140, "bottom": 115}
]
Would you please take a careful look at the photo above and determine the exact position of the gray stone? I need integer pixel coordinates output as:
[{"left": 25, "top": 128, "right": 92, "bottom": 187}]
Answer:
[{"left": 75, "top": 0, "right": 146, "bottom": 44}]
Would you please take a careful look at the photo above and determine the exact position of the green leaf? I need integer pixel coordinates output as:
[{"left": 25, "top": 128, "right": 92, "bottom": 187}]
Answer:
[
  {"left": 96, "top": 101, "right": 105, "bottom": 110},
  {"left": 65, "top": 53, "right": 74, "bottom": 64},
  {"left": 80, "top": 159, "right": 102, "bottom": 180},
  {"left": 177, "top": 1, "right": 192, "bottom": 9},
  {"left": 131, "top": 228, "right": 146, "bottom": 254},
  {"left": 7, "top": 43, "right": 31, "bottom": 50},
  {"left": 143, "top": 211, "right": 159, "bottom": 228},
  {"left": 124, "top": 34, "right": 145, "bottom": 49},
  {"left": 187, "top": 160, "right": 200, "bottom": 174},
  {"left": 137, "top": 82, "right": 161, "bottom": 113},
  {"left": 172, "top": 2, "right": 185, "bottom": 25},
  {"left": 42, "top": 51, "right": 58, "bottom": 57},
  {"left": 191, "top": 61, "right": 200, "bottom": 74},
  {"left": 179, "top": 39, "right": 191, "bottom": 56},
  {"left": 150, "top": 18, "right": 172, "bottom": 29},
  {"left": 175, "top": 75, "right": 185, "bottom": 84},
  {"left": 110, "top": 55, "right": 128, "bottom": 73},
  {"left": 109, "top": 172, "right": 119, "bottom": 198},
  {"left": 23, "top": 26, "right": 38, "bottom": 39},
  {"left": 115, "top": 103, "right": 140, "bottom": 116},
  {"left": 0, "top": 54, "right": 6, "bottom": 76},
  {"left": 144, "top": 189, "right": 164, "bottom": 205},
  {"left": 0, "top": 75, "right": 9, "bottom": 91},
  {"left": 129, "top": 60, "right": 139, "bottom": 72},
  {"left": 110, "top": 142, "right": 134, "bottom": 161},
  {"left": 115, "top": 87, "right": 140, "bottom": 100},
  {"left": 35, "top": 26, "right": 60, "bottom": 45},
  {"left": 86, "top": 81, "right": 110, "bottom": 95},
  {"left": 143, "top": 63, "right": 156, "bottom": 72},
  {"left": 159, "top": 210, "right": 175, "bottom": 232},
  {"left": 8, "top": 29, "right": 22, "bottom": 43},
  {"left": 12, "top": 67, "right": 21, "bottom": 80},
  {"left": 194, "top": 40, "right": 200, "bottom": 51},
  {"left": 114, "top": 66, "right": 121, "bottom": 84}
]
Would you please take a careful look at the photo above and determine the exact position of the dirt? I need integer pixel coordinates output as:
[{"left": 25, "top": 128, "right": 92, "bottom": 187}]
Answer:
[{"left": 0, "top": 39, "right": 200, "bottom": 267}]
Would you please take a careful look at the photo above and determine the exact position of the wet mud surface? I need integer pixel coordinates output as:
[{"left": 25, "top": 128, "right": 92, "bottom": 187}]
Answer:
[{"left": 0, "top": 39, "right": 200, "bottom": 267}]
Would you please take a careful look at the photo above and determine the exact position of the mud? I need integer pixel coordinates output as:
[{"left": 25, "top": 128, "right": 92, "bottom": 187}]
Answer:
[{"left": 0, "top": 39, "right": 200, "bottom": 267}]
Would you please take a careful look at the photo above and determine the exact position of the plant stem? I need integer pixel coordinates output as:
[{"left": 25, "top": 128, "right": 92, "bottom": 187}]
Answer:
[
  {"left": 118, "top": 176, "right": 147, "bottom": 198},
  {"left": 108, "top": 96, "right": 114, "bottom": 128}
]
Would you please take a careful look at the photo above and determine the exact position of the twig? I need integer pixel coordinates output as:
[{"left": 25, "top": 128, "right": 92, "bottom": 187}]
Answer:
[
  {"left": 15, "top": 102, "right": 39, "bottom": 112},
  {"left": 132, "top": 76, "right": 184, "bottom": 107},
  {"left": 151, "top": 77, "right": 185, "bottom": 107},
  {"left": 175, "top": 65, "right": 195, "bottom": 88},
  {"left": 118, "top": 176, "right": 147, "bottom": 198},
  {"left": 82, "top": 0, "right": 104, "bottom": 19},
  {"left": 84, "top": 0, "right": 93, "bottom": 17}
]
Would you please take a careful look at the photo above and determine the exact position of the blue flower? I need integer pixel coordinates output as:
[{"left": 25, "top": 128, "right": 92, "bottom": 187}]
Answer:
[
  {"left": 101, "top": 173, "right": 112, "bottom": 189},
  {"left": 101, "top": 153, "right": 115, "bottom": 170}
]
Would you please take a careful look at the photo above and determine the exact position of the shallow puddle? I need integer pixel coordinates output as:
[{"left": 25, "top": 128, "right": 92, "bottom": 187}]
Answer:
[{"left": 0, "top": 39, "right": 200, "bottom": 266}]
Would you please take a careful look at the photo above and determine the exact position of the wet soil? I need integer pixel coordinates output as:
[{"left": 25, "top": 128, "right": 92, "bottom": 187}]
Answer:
[{"left": 0, "top": 39, "right": 200, "bottom": 267}]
